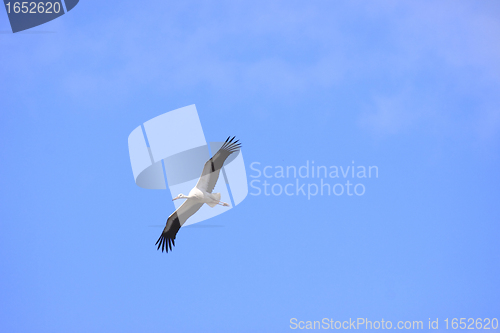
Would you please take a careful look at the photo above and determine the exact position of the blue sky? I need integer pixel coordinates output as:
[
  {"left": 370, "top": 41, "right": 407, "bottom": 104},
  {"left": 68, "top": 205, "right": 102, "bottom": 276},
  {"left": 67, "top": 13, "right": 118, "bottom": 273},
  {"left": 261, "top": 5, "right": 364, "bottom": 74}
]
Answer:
[{"left": 1, "top": 1, "right": 499, "bottom": 332}]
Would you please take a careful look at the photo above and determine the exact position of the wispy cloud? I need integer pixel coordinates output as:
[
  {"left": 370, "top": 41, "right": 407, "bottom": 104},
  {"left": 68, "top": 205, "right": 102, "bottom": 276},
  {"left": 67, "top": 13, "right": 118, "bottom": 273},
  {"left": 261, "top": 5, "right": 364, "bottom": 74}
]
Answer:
[{"left": 1, "top": 0, "right": 499, "bottom": 143}]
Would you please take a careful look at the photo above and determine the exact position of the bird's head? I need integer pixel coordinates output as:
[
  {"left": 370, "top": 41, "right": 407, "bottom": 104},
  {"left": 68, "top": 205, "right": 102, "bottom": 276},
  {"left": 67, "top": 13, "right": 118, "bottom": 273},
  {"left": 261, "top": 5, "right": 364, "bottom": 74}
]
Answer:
[{"left": 172, "top": 193, "right": 186, "bottom": 201}]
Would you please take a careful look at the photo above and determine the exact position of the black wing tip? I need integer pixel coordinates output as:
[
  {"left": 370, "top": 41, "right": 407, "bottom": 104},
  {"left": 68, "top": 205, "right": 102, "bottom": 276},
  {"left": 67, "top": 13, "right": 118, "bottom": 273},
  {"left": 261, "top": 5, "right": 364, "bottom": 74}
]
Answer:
[
  {"left": 221, "top": 136, "right": 242, "bottom": 152},
  {"left": 156, "top": 216, "right": 181, "bottom": 253},
  {"left": 156, "top": 234, "right": 176, "bottom": 253}
]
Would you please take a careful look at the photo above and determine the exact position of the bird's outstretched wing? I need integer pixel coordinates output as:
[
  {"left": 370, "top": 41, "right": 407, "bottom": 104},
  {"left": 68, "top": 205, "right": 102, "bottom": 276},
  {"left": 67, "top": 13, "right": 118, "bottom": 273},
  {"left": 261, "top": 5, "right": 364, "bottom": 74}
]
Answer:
[
  {"left": 156, "top": 200, "right": 203, "bottom": 253},
  {"left": 196, "top": 136, "right": 241, "bottom": 193}
]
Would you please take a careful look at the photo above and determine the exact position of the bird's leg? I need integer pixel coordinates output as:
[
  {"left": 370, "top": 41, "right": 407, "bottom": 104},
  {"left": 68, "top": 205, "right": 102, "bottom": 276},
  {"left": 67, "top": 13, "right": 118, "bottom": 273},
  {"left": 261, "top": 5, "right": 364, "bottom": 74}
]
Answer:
[{"left": 217, "top": 201, "right": 230, "bottom": 207}]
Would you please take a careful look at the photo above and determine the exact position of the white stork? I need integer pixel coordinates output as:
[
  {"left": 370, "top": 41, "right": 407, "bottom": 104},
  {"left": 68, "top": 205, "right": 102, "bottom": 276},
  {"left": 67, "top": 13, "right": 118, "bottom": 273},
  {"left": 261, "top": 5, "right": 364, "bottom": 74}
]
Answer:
[{"left": 156, "top": 136, "right": 241, "bottom": 253}]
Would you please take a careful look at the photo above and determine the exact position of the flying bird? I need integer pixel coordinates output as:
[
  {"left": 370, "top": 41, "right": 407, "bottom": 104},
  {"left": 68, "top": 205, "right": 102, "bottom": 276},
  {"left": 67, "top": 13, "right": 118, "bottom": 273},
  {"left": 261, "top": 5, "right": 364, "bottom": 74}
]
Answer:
[{"left": 156, "top": 136, "right": 241, "bottom": 253}]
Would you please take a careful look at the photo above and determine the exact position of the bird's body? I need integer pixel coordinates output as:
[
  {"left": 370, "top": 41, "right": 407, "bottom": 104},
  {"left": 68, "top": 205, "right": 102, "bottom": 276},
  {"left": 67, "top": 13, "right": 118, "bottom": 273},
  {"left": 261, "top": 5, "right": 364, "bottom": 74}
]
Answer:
[
  {"left": 184, "top": 187, "right": 226, "bottom": 207},
  {"left": 186, "top": 187, "right": 204, "bottom": 203},
  {"left": 156, "top": 136, "right": 241, "bottom": 253}
]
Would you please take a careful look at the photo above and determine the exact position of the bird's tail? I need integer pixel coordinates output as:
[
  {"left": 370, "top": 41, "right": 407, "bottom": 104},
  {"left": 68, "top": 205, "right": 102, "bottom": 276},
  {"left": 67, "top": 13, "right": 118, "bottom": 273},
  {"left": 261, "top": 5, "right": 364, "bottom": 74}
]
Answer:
[{"left": 207, "top": 193, "right": 221, "bottom": 207}]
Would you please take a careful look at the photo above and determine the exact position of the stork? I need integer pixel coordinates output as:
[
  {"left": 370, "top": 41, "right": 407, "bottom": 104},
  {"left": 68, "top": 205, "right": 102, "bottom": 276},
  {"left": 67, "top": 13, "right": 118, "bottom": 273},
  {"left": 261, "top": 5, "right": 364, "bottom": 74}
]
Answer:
[{"left": 156, "top": 136, "right": 241, "bottom": 253}]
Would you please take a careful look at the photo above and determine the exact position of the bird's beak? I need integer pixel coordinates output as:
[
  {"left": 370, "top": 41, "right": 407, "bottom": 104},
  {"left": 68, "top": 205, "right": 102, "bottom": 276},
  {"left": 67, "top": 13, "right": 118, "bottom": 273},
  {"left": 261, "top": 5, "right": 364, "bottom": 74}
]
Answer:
[{"left": 172, "top": 196, "right": 179, "bottom": 201}]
